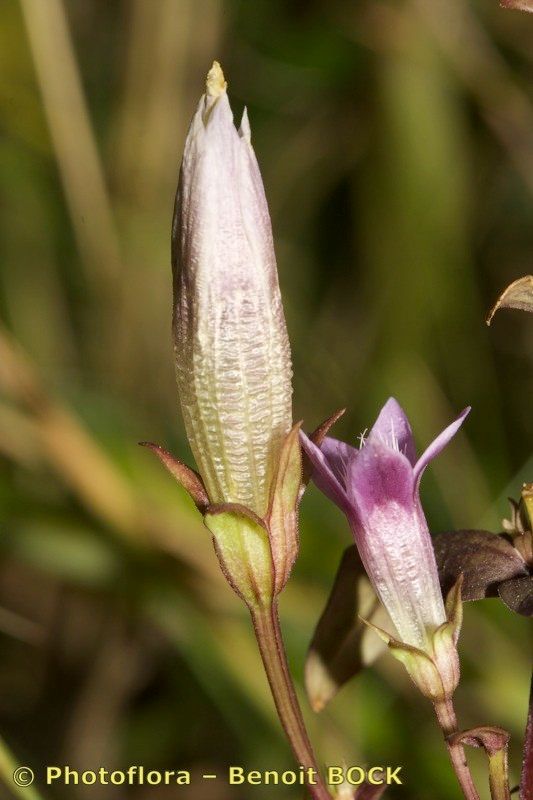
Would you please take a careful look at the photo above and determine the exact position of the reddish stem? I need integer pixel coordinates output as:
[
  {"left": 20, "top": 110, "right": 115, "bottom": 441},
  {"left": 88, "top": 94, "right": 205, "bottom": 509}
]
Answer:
[
  {"left": 251, "top": 602, "right": 331, "bottom": 800},
  {"left": 434, "top": 700, "right": 480, "bottom": 800},
  {"left": 520, "top": 669, "right": 533, "bottom": 800}
]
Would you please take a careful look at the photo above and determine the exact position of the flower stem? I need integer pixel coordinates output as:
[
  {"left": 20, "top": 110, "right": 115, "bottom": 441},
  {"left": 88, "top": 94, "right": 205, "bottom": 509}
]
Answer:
[
  {"left": 434, "top": 699, "right": 480, "bottom": 800},
  {"left": 251, "top": 601, "right": 331, "bottom": 800},
  {"left": 487, "top": 749, "right": 511, "bottom": 800},
  {"left": 520, "top": 669, "right": 533, "bottom": 800}
]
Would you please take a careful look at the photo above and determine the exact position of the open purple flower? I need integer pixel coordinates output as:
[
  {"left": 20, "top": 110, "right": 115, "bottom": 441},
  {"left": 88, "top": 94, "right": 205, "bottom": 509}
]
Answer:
[{"left": 301, "top": 398, "right": 470, "bottom": 651}]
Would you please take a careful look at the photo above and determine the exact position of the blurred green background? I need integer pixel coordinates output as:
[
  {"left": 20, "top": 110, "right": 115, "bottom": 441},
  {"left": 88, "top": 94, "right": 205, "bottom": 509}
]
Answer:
[{"left": 0, "top": 0, "right": 531, "bottom": 798}]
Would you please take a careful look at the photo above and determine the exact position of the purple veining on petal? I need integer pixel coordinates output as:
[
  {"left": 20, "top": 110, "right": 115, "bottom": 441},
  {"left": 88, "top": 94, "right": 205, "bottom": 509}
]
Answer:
[
  {"left": 367, "top": 397, "right": 417, "bottom": 465},
  {"left": 413, "top": 407, "right": 471, "bottom": 487}
]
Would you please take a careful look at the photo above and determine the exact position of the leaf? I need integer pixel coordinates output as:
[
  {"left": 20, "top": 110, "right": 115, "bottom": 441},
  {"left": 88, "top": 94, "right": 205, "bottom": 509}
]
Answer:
[
  {"left": 305, "top": 545, "right": 388, "bottom": 712},
  {"left": 449, "top": 726, "right": 510, "bottom": 756},
  {"left": 486, "top": 275, "right": 533, "bottom": 324},
  {"left": 498, "top": 575, "right": 533, "bottom": 617},
  {"left": 434, "top": 530, "right": 528, "bottom": 600}
]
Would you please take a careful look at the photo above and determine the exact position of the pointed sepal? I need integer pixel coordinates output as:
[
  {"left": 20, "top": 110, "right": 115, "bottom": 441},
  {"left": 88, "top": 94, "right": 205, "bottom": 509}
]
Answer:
[
  {"left": 139, "top": 442, "right": 209, "bottom": 511},
  {"left": 431, "top": 577, "right": 463, "bottom": 698},
  {"left": 204, "top": 503, "right": 274, "bottom": 607},
  {"left": 266, "top": 423, "right": 302, "bottom": 593},
  {"left": 359, "top": 617, "right": 446, "bottom": 701}
]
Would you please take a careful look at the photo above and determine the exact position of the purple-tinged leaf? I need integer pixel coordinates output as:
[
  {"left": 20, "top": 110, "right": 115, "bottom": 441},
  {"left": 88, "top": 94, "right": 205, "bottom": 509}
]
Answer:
[
  {"left": 450, "top": 726, "right": 512, "bottom": 800},
  {"left": 434, "top": 530, "right": 528, "bottom": 600},
  {"left": 305, "top": 546, "right": 387, "bottom": 712},
  {"left": 449, "top": 726, "right": 510, "bottom": 756},
  {"left": 498, "top": 576, "right": 533, "bottom": 617}
]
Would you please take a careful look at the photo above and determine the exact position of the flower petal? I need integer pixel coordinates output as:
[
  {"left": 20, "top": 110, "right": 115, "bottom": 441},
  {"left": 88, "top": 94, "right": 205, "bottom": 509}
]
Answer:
[
  {"left": 348, "top": 440, "right": 415, "bottom": 514},
  {"left": 320, "top": 436, "right": 358, "bottom": 489},
  {"left": 299, "top": 432, "right": 352, "bottom": 515},
  {"left": 368, "top": 397, "right": 417, "bottom": 464},
  {"left": 346, "top": 441, "right": 446, "bottom": 648},
  {"left": 413, "top": 407, "right": 470, "bottom": 486}
]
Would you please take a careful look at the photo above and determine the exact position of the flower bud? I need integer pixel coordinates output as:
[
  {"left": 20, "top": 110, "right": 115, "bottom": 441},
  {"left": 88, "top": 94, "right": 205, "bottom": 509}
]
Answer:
[{"left": 172, "top": 62, "right": 293, "bottom": 517}]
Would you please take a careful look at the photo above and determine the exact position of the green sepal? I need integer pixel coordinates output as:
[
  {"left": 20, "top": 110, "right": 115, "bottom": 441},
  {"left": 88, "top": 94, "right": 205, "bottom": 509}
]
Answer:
[
  {"left": 522, "top": 483, "right": 533, "bottom": 532},
  {"left": 204, "top": 504, "right": 274, "bottom": 608},
  {"left": 444, "top": 574, "right": 464, "bottom": 642},
  {"left": 266, "top": 422, "right": 302, "bottom": 593},
  {"left": 359, "top": 616, "right": 445, "bottom": 701},
  {"left": 431, "top": 577, "right": 463, "bottom": 698}
]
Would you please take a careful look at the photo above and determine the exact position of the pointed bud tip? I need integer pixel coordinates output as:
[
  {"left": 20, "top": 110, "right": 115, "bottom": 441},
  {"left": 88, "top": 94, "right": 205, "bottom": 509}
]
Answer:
[
  {"left": 206, "top": 61, "right": 227, "bottom": 98},
  {"left": 239, "top": 107, "right": 251, "bottom": 142}
]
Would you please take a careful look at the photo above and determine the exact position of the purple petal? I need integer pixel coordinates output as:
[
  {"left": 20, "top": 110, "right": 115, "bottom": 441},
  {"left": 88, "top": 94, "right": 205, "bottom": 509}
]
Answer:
[
  {"left": 348, "top": 441, "right": 415, "bottom": 516},
  {"left": 300, "top": 432, "right": 353, "bottom": 515},
  {"left": 368, "top": 398, "right": 417, "bottom": 465},
  {"left": 413, "top": 407, "right": 471, "bottom": 486},
  {"left": 346, "top": 441, "right": 446, "bottom": 647},
  {"left": 319, "top": 436, "right": 358, "bottom": 490}
]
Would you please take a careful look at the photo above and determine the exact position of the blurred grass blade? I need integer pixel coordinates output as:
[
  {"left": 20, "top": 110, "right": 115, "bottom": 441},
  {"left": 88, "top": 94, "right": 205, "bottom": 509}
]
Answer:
[{"left": 18, "top": 0, "right": 121, "bottom": 289}]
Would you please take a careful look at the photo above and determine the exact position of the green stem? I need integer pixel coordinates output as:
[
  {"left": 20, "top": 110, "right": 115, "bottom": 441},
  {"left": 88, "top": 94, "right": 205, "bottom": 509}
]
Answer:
[
  {"left": 251, "top": 601, "right": 331, "bottom": 800},
  {"left": 0, "top": 735, "right": 46, "bottom": 800},
  {"left": 434, "top": 700, "right": 480, "bottom": 800},
  {"left": 487, "top": 749, "right": 511, "bottom": 800}
]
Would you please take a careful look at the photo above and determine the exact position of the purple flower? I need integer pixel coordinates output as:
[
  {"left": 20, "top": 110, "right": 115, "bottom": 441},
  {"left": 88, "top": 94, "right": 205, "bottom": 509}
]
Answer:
[{"left": 301, "top": 399, "right": 470, "bottom": 651}]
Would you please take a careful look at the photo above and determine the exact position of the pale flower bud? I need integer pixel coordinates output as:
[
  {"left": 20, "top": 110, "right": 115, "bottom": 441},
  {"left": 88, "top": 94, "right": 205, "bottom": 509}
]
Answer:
[{"left": 172, "top": 62, "right": 293, "bottom": 517}]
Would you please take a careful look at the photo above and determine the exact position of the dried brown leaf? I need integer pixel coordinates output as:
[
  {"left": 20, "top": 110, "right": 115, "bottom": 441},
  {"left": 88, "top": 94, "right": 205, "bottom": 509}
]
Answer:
[{"left": 487, "top": 275, "right": 533, "bottom": 324}]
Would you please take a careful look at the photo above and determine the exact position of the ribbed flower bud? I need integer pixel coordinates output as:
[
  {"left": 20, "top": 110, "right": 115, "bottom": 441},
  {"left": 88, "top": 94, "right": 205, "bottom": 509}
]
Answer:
[{"left": 172, "top": 62, "right": 293, "bottom": 517}]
